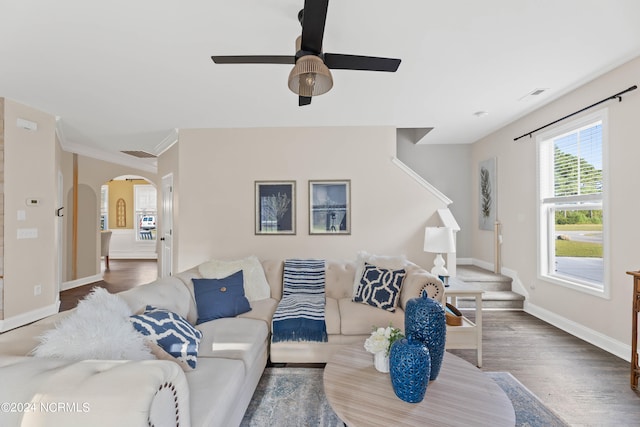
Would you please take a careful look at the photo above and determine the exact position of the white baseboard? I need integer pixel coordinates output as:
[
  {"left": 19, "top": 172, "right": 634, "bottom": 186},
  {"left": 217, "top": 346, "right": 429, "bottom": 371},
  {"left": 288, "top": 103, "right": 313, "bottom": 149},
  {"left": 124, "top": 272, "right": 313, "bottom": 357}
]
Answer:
[
  {"left": 61, "top": 274, "right": 102, "bottom": 291},
  {"left": 525, "top": 301, "right": 630, "bottom": 362},
  {"left": 109, "top": 252, "right": 157, "bottom": 260},
  {"left": 0, "top": 302, "right": 60, "bottom": 332}
]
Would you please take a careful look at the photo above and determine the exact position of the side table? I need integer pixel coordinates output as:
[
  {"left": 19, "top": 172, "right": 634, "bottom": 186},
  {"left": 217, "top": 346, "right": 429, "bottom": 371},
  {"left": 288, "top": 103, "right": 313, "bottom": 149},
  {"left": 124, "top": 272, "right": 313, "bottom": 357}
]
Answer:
[{"left": 445, "top": 277, "right": 483, "bottom": 367}]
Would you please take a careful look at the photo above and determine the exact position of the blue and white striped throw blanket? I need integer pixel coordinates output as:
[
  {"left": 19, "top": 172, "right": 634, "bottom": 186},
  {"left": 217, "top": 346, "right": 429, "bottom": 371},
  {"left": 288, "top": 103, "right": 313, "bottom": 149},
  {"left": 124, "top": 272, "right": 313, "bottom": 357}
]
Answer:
[{"left": 272, "top": 259, "right": 328, "bottom": 343}]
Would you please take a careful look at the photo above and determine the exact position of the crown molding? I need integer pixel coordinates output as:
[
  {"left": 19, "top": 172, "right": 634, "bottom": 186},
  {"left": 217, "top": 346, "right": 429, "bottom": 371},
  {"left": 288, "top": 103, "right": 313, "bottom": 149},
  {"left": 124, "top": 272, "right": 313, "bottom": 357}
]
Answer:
[
  {"left": 56, "top": 117, "right": 157, "bottom": 174},
  {"left": 153, "top": 128, "right": 179, "bottom": 156}
]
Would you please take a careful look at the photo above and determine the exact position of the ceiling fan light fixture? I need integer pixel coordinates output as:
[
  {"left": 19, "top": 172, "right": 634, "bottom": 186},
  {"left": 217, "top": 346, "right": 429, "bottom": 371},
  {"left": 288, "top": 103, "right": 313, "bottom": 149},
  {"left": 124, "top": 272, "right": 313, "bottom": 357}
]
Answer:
[{"left": 288, "top": 55, "right": 333, "bottom": 97}]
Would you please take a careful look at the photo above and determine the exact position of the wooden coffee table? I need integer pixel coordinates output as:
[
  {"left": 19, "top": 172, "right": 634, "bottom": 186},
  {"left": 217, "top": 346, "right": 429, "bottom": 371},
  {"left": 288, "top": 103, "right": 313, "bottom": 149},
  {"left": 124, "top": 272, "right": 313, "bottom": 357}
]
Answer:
[{"left": 323, "top": 345, "right": 515, "bottom": 427}]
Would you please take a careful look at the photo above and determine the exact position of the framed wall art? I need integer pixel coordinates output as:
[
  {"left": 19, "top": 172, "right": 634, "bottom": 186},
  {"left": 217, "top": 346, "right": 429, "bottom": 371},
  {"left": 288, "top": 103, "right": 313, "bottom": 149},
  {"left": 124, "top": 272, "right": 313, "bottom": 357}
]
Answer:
[
  {"left": 255, "top": 181, "right": 296, "bottom": 235},
  {"left": 478, "top": 157, "right": 497, "bottom": 230},
  {"left": 309, "top": 180, "right": 351, "bottom": 235}
]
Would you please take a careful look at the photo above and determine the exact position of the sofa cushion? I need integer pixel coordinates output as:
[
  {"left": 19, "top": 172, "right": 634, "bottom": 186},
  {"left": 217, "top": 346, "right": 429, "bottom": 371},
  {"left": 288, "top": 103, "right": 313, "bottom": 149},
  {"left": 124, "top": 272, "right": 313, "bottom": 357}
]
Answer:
[
  {"left": 261, "top": 260, "right": 284, "bottom": 301},
  {"left": 118, "top": 276, "right": 193, "bottom": 321},
  {"left": 130, "top": 306, "right": 203, "bottom": 370},
  {"left": 339, "top": 298, "right": 405, "bottom": 335},
  {"left": 0, "top": 311, "right": 73, "bottom": 356},
  {"left": 196, "top": 318, "right": 268, "bottom": 374},
  {"left": 238, "top": 298, "right": 278, "bottom": 331},
  {"left": 324, "top": 260, "right": 357, "bottom": 300},
  {"left": 193, "top": 271, "right": 252, "bottom": 324},
  {"left": 198, "top": 255, "right": 271, "bottom": 301},
  {"left": 353, "top": 263, "right": 406, "bottom": 312},
  {"left": 324, "top": 297, "right": 341, "bottom": 335}
]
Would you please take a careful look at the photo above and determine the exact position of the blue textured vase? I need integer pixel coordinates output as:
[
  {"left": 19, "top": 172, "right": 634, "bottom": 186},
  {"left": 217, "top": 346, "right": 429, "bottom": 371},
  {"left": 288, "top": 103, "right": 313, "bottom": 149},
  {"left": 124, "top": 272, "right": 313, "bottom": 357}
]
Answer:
[
  {"left": 405, "top": 290, "right": 446, "bottom": 380},
  {"left": 389, "top": 338, "right": 431, "bottom": 403}
]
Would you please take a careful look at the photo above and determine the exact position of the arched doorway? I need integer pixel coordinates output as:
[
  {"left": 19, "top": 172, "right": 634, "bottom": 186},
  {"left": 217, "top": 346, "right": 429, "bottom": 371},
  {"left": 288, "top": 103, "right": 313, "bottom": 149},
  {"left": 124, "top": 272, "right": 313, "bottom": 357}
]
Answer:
[{"left": 100, "top": 175, "right": 158, "bottom": 261}]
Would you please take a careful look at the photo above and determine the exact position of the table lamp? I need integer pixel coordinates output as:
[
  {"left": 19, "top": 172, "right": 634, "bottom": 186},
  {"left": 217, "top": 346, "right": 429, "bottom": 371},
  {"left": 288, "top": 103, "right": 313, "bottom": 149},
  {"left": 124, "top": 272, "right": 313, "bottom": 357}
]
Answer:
[{"left": 424, "top": 227, "right": 456, "bottom": 278}]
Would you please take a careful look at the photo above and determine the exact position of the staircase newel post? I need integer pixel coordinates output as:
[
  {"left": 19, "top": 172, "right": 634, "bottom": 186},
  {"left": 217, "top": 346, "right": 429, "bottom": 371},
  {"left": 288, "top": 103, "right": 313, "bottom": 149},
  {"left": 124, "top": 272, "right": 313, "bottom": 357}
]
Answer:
[{"left": 494, "top": 220, "right": 501, "bottom": 274}]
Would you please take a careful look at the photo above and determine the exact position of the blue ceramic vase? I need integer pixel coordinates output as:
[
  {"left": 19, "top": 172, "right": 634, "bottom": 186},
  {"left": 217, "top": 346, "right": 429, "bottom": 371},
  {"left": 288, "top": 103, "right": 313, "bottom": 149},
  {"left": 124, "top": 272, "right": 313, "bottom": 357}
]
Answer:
[
  {"left": 389, "top": 338, "right": 431, "bottom": 403},
  {"left": 405, "top": 290, "right": 446, "bottom": 380}
]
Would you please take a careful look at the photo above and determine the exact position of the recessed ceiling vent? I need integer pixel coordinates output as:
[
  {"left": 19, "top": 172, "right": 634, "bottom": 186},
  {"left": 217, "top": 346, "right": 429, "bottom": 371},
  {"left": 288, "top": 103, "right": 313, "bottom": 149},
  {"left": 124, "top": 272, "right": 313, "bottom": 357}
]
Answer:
[
  {"left": 121, "top": 150, "right": 157, "bottom": 159},
  {"left": 519, "top": 88, "right": 549, "bottom": 101}
]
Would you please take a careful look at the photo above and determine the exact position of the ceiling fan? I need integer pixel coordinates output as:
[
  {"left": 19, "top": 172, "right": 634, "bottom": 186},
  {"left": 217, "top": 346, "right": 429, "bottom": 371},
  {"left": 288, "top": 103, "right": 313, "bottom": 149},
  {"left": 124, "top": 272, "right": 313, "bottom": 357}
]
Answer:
[{"left": 211, "top": 0, "right": 401, "bottom": 106}]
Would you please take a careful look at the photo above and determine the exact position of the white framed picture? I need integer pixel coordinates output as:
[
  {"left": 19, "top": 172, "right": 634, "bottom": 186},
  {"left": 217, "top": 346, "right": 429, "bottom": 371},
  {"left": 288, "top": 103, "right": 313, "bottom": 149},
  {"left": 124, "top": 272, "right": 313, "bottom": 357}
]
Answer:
[
  {"left": 479, "top": 158, "right": 496, "bottom": 231},
  {"left": 309, "top": 180, "right": 351, "bottom": 235}
]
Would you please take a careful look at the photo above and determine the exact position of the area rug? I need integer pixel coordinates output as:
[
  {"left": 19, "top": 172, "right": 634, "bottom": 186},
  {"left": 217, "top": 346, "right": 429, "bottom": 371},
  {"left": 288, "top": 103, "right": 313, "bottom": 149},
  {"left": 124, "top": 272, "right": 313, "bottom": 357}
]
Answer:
[
  {"left": 485, "top": 372, "right": 569, "bottom": 427},
  {"left": 241, "top": 368, "right": 569, "bottom": 427},
  {"left": 240, "top": 368, "right": 341, "bottom": 427}
]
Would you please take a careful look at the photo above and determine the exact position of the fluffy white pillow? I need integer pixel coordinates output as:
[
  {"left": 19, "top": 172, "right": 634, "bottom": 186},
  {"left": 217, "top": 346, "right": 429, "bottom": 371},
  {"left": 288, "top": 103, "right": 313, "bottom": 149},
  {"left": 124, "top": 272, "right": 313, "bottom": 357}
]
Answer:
[
  {"left": 197, "top": 255, "right": 271, "bottom": 301},
  {"left": 352, "top": 251, "right": 408, "bottom": 296},
  {"left": 32, "top": 287, "right": 154, "bottom": 361}
]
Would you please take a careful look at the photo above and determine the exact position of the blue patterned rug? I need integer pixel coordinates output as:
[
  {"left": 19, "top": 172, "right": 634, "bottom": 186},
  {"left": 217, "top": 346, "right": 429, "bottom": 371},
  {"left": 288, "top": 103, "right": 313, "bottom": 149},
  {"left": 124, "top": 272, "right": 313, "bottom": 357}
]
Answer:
[
  {"left": 485, "top": 372, "right": 569, "bottom": 427},
  {"left": 241, "top": 368, "right": 569, "bottom": 427}
]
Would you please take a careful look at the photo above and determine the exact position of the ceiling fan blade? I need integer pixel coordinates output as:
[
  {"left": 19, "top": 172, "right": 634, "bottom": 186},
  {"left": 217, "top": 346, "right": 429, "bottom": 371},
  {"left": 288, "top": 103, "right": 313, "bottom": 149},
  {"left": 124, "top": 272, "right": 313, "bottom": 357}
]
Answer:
[
  {"left": 299, "top": 96, "right": 312, "bottom": 106},
  {"left": 324, "top": 53, "right": 401, "bottom": 72},
  {"left": 211, "top": 55, "right": 295, "bottom": 65},
  {"left": 300, "top": 0, "right": 329, "bottom": 54}
]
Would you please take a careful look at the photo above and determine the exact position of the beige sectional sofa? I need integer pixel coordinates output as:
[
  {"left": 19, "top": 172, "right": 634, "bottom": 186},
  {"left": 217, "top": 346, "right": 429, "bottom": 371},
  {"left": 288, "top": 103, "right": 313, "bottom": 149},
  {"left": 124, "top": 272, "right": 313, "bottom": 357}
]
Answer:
[{"left": 0, "top": 256, "right": 443, "bottom": 427}]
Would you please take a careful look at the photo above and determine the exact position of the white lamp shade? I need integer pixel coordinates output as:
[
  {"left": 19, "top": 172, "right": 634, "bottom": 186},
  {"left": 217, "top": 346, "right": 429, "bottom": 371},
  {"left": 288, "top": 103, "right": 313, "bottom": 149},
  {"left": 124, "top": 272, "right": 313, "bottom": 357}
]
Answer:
[{"left": 423, "top": 227, "right": 456, "bottom": 254}]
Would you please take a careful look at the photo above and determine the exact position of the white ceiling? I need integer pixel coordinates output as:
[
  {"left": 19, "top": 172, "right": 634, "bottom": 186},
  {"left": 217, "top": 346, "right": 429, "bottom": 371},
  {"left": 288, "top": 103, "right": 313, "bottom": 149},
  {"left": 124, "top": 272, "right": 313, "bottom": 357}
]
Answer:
[{"left": 2, "top": 0, "right": 640, "bottom": 160}]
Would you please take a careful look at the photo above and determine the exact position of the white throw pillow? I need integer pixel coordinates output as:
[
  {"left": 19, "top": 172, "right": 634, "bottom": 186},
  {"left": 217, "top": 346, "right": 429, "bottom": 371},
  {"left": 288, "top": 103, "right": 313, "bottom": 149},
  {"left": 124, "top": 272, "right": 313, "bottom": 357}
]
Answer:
[
  {"left": 32, "top": 287, "right": 154, "bottom": 361},
  {"left": 352, "top": 251, "right": 408, "bottom": 297},
  {"left": 197, "top": 255, "right": 271, "bottom": 301}
]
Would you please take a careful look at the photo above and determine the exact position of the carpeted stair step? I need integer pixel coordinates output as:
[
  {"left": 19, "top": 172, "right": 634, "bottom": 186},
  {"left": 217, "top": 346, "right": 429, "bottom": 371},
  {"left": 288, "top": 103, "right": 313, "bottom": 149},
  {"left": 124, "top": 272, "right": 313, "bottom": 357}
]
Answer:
[
  {"left": 459, "top": 280, "right": 514, "bottom": 292},
  {"left": 456, "top": 291, "right": 525, "bottom": 310},
  {"left": 453, "top": 265, "right": 524, "bottom": 310}
]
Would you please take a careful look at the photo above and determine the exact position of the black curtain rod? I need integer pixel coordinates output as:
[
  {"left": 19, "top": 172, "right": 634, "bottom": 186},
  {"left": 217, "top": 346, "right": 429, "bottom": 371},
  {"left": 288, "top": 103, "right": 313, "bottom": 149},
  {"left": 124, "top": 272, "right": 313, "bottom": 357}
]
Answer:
[{"left": 514, "top": 85, "right": 637, "bottom": 141}]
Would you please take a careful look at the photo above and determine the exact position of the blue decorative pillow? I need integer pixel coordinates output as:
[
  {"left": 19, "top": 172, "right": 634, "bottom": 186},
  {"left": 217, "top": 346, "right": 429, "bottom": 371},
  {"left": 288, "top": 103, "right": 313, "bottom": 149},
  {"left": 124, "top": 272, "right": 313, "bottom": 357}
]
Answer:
[
  {"left": 192, "top": 270, "right": 251, "bottom": 324},
  {"left": 130, "top": 306, "right": 203, "bottom": 369},
  {"left": 353, "top": 263, "right": 407, "bottom": 312}
]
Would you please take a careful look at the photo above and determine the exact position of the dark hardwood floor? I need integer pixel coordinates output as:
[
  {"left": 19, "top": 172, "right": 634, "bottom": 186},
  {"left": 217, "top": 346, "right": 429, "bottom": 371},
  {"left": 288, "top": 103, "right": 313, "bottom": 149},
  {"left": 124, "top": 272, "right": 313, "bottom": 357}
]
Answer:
[
  {"left": 450, "top": 310, "right": 640, "bottom": 426},
  {"left": 59, "top": 259, "right": 158, "bottom": 311},
  {"left": 60, "top": 260, "right": 640, "bottom": 426}
]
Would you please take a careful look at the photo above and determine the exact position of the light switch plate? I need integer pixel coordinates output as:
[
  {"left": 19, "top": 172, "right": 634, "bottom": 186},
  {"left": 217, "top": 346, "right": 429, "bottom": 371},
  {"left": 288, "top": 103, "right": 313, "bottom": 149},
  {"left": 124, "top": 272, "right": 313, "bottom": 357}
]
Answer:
[{"left": 17, "top": 228, "right": 38, "bottom": 239}]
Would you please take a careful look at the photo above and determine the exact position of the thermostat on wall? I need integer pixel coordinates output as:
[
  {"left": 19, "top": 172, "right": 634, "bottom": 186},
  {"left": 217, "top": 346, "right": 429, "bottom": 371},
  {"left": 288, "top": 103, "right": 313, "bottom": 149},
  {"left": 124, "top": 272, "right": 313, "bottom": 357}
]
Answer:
[{"left": 26, "top": 198, "right": 40, "bottom": 206}]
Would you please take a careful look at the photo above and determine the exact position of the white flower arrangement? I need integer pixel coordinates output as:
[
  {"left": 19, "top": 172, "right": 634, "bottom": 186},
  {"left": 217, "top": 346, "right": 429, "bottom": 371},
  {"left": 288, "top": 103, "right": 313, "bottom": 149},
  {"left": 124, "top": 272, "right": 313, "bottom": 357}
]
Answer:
[{"left": 364, "top": 325, "right": 404, "bottom": 356}]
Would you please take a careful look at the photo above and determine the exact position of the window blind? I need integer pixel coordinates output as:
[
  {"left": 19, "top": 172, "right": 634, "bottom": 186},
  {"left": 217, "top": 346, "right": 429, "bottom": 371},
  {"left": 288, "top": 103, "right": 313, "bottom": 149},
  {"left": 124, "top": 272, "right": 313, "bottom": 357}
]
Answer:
[{"left": 553, "top": 122, "right": 602, "bottom": 198}]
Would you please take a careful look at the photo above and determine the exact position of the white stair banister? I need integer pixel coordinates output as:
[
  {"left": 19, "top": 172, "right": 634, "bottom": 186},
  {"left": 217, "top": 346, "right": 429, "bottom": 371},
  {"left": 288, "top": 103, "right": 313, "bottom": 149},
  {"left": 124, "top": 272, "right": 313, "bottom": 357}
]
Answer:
[{"left": 437, "top": 208, "right": 461, "bottom": 277}]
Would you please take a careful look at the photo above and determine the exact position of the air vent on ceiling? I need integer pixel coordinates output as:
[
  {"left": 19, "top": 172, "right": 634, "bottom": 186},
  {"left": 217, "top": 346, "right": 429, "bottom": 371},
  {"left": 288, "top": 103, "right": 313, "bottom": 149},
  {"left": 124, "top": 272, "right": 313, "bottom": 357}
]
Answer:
[
  {"left": 519, "top": 88, "right": 549, "bottom": 101},
  {"left": 121, "top": 150, "right": 157, "bottom": 159}
]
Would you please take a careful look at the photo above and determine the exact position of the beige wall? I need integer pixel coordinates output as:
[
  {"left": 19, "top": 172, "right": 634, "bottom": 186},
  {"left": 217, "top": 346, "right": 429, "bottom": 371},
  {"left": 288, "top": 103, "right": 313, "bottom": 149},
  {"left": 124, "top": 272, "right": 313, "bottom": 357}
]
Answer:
[
  {"left": 3, "top": 99, "right": 58, "bottom": 320},
  {"left": 160, "top": 126, "right": 448, "bottom": 273},
  {"left": 107, "top": 179, "right": 148, "bottom": 230},
  {"left": 397, "top": 137, "right": 473, "bottom": 257},
  {"left": 471, "top": 56, "right": 640, "bottom": 355},
  {"left": 0, "top": 99, "right": 4, "bottom": 319}
]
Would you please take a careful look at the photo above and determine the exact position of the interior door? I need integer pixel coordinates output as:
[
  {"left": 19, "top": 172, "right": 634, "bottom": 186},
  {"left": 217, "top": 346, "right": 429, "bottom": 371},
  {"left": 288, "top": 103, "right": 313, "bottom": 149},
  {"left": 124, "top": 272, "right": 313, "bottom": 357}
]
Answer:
[
  {"left": 56, "top": 170, "right": 64, "bottom": 298},
  {"left": 160, "top": 174, "right": 173, "bottom": 277}
]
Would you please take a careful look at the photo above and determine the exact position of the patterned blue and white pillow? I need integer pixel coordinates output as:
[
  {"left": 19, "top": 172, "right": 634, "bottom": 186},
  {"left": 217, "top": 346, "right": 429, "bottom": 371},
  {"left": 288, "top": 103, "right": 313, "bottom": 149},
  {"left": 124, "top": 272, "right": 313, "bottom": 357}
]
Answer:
[
  {"left": 353, "top": 263, "right": 407, "bottom": 312},
  {"left": 130, "top": 306, "right": 203, "bottom": 369}
]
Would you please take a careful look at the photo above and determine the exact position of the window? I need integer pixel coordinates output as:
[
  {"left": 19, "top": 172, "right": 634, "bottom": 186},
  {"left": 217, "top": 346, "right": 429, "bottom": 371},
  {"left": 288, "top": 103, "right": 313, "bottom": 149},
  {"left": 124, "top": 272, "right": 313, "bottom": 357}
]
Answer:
[
  {"left": 134, "top": 184, "right": 157, "bottom": 241},
  {"left": 537, "top": 110, "right": 608, "bottom": 296},
  {"left": 100, "top": 185, "right": 109, "bottom": 230}
]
